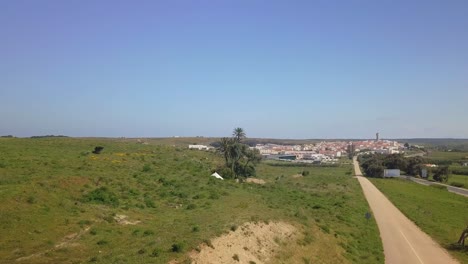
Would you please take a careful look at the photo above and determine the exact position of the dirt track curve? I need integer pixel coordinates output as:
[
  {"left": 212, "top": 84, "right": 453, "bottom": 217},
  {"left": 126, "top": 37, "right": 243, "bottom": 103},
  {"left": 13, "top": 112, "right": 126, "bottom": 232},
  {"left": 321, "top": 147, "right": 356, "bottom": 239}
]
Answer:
[{"left": 353, "top": 157, "right": 459, "bottom": 264}]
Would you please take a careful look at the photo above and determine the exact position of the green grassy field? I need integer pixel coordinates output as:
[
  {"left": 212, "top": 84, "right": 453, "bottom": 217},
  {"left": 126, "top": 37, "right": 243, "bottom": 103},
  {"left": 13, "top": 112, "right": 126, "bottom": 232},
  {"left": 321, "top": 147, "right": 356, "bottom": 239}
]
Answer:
[
  {"left": 446, "top": 174, "right": 468, "bottom": 188},
  {"left": 426, "top": 151, "right": 468, "bottom": 161},
  {"left": 369, "top": 178, "right": 468, "bottom": 263},
  {"left": 0, "top": 138, "right": 383, "bottom": 264}
]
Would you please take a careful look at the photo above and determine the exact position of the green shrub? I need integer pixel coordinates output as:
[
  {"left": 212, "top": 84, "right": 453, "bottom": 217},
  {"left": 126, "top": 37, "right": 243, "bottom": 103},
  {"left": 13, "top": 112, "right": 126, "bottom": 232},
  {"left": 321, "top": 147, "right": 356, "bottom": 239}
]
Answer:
[
  {"left": 78, "top": 220, "right": 92, "bottom": 227},
  {"left": 150, "top": 248, "right": 161, "bottom": 257},
  {"left": 83, "top": 187, "right": 119, "bottom": 207},
  {"left": 302, "top": 170, "right": 310, "bottom": 176},
  {"left": 137, "top": 248, "right": 146, "bottom": 254},
  {"left": 144, "top": 198, "right": 157, "bottom": 208},
  {"left": 96, "top": 240, "right": 108, "bottom": 245},
  {"left": 143, "top": 230, "right": 154, "bottom": 236},
  {"left": 142, "top": 164, "right": 152, "bottom": 172},
  {"left": 26, "top": 196, "right": 36, "bottom": 204},
  {"left": 192, "top": 226, "right": 200, "bottom": 232},
  {"left": 186, "top": 204, "right": 197, "bottom": 210},
  {"left": 171, "top": 243, "right": 184, "bottom": 252}
]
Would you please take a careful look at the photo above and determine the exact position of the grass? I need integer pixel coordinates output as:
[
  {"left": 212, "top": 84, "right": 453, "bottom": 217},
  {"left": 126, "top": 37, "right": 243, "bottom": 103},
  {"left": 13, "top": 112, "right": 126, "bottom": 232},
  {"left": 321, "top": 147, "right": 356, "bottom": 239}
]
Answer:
[
  {"left": 427, "top": 151, "right": 468, "bottom": 161},
  {"left": 447, "top": 174, "right": 468, "bottom": 188},
  {"left": 369, "top": 177, "right": 468, "bottom": 263},
  {"left": 0, "top": 137, "right": 383, "bottom": 263}
]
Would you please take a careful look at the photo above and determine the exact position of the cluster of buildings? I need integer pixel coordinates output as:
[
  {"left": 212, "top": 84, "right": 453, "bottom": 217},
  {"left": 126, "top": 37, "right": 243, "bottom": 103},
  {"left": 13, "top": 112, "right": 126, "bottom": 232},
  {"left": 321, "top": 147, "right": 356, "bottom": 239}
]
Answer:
[
  {"left": 189, "top": 133, "right": 405, "bottom": 164},
  {"left": 188, "top": 144, "right": 213, "bottom": 151},
  {"left": 254, "top": 134, "right": 404, "bottom": 164}
]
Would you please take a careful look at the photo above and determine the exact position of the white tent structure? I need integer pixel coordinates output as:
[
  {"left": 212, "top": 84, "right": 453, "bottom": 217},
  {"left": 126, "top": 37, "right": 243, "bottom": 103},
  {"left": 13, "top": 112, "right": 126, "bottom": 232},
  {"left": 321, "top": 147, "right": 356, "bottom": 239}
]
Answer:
[{"left": 211, "top": 172, "right": 224, "bottom": 180}]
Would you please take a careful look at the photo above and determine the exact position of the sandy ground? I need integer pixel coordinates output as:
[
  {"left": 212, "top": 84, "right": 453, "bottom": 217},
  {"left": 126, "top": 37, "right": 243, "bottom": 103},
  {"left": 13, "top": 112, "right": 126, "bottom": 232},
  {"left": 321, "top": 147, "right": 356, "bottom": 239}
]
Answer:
[
  {"left": 245, "top": 178, "right": 266, "bottom": 185},
  {"left": 114, "top": 214, "right": 141, "bottom": 225},
  {"left": 189, "top": 222, "right": 296, "bottom": 264},
  {"left": 353, "top": 157, "right": 459, "bottom": 264}
]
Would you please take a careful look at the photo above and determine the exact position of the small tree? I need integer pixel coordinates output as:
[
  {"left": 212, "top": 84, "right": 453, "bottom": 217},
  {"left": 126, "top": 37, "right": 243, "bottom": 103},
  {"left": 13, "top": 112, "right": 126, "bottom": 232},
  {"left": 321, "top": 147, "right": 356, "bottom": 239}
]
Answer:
[
  {"left": 367, "top": 164, "right": 385, "bottom": 178},
  {"left": 433, "top": 165, "right": 450, "bottom": 183}
]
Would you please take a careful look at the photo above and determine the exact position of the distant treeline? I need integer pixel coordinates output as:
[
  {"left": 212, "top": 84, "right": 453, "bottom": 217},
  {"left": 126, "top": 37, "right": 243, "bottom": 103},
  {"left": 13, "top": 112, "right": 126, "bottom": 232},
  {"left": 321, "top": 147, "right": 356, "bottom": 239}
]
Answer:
[
  {"left": 30, "top": 135, "right": 69, "bottom": 138},
  {"left": 398, "top": 138, "right": 468, "bottom": 152},
  {"left": 451, "top": 167, "right": 468, "bottom": 176},
  {"left": 424, "top": 158, "right": 468, "bottom": 166},
  {"left": 0, "top": 135, "right": 15, "bottom": 138}
]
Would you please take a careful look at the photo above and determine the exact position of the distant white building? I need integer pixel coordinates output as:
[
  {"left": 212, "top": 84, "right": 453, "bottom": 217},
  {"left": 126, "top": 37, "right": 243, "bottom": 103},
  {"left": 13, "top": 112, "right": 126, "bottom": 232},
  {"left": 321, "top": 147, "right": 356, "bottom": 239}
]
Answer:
[{"left": 189, "top": 145, "right": 212, "bottom": 150}]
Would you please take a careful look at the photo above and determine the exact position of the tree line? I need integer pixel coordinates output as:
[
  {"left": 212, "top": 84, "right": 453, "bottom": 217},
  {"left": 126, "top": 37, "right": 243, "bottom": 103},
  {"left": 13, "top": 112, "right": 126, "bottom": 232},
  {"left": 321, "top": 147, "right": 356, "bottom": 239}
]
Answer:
[{"left": 358, "top": 154, "right": 450, "bottom": 182}]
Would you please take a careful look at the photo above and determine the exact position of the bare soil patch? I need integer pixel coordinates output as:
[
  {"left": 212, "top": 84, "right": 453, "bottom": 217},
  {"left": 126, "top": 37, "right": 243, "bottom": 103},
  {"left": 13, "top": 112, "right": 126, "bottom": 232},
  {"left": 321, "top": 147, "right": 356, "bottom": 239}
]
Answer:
[
  {"left": 114, "top": 214, "right": 141, "bottom": 225},
  {"left": 189, "top": 221, "right": 297, "bottom": 264},
  {"left": 245, "top": 178, "right": 266, "bottom": 185},
  {"left": 291, "top": 174, "right": 303, "bottom": 179}
]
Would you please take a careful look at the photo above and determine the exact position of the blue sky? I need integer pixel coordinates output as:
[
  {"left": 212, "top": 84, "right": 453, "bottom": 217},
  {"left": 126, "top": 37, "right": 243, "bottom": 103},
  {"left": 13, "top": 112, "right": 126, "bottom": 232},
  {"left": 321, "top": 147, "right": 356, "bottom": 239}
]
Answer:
[{"left": 1, "top": 0, "right": 467, "bottom": 138}]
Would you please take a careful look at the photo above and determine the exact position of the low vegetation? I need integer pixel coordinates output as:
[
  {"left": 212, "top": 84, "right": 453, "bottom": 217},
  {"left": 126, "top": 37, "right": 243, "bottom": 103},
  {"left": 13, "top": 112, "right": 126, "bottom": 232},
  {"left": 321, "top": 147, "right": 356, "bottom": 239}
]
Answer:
[{"left": 0, "top": 137, "right": 383, "bottom": 263}]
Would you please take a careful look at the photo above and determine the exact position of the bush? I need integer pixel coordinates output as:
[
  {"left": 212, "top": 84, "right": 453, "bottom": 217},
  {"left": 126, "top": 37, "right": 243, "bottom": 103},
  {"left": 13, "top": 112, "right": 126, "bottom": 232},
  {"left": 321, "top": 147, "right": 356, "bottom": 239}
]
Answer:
[
  {"left": 83, "top": 187, "right": 119, "bottom": 207},
  {"left": 92, "top": 146, "right": 104, "bottom": 154},
  {"left": 96, "top": 240, "right": 108, "bottom": 245},
  {"left": 144, "top": 198, "right": 156, "bottom": 208},
  {"left": 26, "top": 196, "right": 36, "bottom": 204},
  {"left": 142, "top": 164, "right": 152, "bottom": 172},
  {"left": 150, "top": 248, "right": 161, "bottom": 257},
  {"left": 301, "top": 170, "right": 310, "bottom": 176},
  {"left": 450, "top": 182, "right": 465, "bottom": 188},
  {"left": 233, "top": 254, "right": 240, "bottom": 261},
  {"left": 171, "top": 243, "right": 184, "bottom": 252},
  {"left": 186, "top": 204, "right": 197, "bottom": 210}
]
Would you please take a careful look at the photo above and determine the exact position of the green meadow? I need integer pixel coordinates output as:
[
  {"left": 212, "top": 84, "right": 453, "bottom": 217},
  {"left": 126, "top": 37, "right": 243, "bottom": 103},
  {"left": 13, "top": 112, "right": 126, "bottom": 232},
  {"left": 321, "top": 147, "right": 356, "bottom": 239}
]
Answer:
[
  {"left": 369, "top": 178, "right": 468, "bottom": 263},
  {"left": 0, "top": 138, "right": 383, "bottom": 263}
]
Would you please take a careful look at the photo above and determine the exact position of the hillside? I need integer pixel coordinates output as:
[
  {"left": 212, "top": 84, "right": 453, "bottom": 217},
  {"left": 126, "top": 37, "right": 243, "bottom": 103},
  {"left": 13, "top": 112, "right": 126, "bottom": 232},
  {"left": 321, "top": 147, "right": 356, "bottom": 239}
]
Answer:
[{"left": 0, "top": 138, "right": 383, "bottom": 263}]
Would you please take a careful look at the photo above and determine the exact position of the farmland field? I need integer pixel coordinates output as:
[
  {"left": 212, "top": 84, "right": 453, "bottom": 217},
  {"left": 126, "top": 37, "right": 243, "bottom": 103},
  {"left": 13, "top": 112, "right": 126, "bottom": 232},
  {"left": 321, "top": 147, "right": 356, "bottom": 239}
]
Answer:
[
  {"left": 0, "top": 138, "right": 383, "bottom": 264},
  {"left": 369, "top": 178, "right": 468, "bottom": 263}
]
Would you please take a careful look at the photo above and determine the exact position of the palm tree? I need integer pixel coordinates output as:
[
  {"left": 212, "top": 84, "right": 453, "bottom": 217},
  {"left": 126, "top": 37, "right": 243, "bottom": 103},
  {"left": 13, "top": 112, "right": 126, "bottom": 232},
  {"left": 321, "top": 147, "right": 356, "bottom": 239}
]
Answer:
[
  {"left": 218, "top": 137, "right": 232, "bottom": 166},
  {"left": 232, "top": 127, "right": 246, "bottom": 142}
]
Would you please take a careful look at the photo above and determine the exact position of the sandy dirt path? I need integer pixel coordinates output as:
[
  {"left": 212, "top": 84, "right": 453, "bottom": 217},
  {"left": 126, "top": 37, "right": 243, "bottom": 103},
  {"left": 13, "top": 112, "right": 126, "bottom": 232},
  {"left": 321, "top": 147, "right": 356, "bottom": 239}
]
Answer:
[{"left": 353, "top": 157, "right": 459, "bottom": 264}]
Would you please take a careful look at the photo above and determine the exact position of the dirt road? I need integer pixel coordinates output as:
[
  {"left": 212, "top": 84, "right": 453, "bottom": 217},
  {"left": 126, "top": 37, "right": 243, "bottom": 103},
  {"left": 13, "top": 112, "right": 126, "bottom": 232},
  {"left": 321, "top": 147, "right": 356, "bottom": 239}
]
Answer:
[{"left": 353, "top": 157, "right": 459, "bottom": 264}]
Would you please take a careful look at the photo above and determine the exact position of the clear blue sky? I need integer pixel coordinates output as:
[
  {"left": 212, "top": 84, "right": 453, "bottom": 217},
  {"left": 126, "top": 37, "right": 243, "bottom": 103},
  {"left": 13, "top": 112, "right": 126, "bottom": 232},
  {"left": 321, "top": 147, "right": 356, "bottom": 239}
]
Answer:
[{"left": 1, "top": 0, "right": 467, "bottom": 138}]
